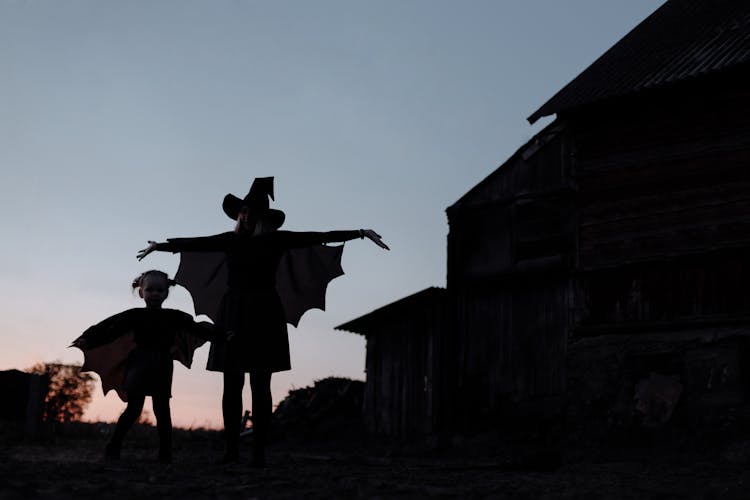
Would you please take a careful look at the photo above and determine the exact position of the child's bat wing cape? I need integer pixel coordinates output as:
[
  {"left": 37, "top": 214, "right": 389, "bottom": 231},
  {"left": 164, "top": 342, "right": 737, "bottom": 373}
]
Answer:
[
  {"left": 72, "top": 309, "right": 210, "bottom": 402},
  {"left": 175, "top": 245, "right": 345, "bottom": 327},
  {"left": 78, "top": 332, "right": 135, "bottom": 402}
]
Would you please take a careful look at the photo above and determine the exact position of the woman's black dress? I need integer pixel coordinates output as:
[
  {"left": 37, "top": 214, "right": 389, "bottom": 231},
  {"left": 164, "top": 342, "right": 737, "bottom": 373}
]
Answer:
[{"left": 156, "top": 230, "right": 360, "bottom": 373}]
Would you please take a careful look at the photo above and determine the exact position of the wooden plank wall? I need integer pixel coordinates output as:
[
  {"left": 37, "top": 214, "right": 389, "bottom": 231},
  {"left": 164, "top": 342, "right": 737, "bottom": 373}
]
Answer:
[
  {"left": 577, "top": 172, "right": 750, "bottom": 270},
  {"left": 363, "top": 300, "right": 445, "bottom": 438},
  {"left": 446, "top": 125, "right": 574, "bottom": 431},
  {"left": 569, "top": 76, "right": 750, "bottom": 332},
  {"left": 453, "top": 277, "right": 568, "bottom": 428},
  {"left": 572, "top": 77, "right": 750, "bottom": 266},
  {"left": 578, "top": 251, "right": 750, "bottom": 330}
]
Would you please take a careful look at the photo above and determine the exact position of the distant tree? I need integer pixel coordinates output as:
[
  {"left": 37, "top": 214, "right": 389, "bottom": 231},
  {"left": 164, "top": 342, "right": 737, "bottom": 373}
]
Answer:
[{"left": 27, "top": 362, "right": 95, "bottom": 423}]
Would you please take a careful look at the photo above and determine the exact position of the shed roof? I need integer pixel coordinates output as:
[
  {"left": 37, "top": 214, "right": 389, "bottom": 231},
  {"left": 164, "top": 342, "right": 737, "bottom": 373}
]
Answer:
[
  {"left": 335, "top": 287, "right": 445, "bottom": 336},
  {"left": 528, "top": 0, "right": 750, "bottom": 124}
]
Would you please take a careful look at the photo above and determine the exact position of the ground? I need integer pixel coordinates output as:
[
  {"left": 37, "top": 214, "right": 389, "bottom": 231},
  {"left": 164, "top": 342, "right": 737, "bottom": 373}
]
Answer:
[{"left": 1, "top": 423, "right": 749, "bottom": 499}]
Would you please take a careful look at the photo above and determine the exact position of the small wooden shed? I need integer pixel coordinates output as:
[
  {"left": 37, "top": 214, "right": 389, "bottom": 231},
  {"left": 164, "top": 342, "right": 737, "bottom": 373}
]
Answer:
[
  {"left": 0, "top": 369, "right": 48, "bottom": 435},
  {"left": 336, "top": 288, "right": 447, "bottom": 439}
]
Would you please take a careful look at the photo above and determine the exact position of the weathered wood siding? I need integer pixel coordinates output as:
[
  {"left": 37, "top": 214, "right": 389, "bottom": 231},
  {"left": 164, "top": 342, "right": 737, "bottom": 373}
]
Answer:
[
  {"left": 448, "top": 126, "right": 574, "bottom": 284},
  {"left": 571, "top": 76, "right": 750, "bottom": 268},
  {"left": 452, "top": 278, "right": 569, "bottom": 427},
  {"left": 568, "top": 73, "right": 750, "bottom": 334},
  {"left": 577, "top": 251, "right": 750, "bottom": 332},
  {"left": 446, "top": 125, "right": 574, "bottom": 430},
  {"left": 362, "top": 296, "right": 446, "bottom": 438},
  {"left": 559, "top": 70, "right": 750, "bottom": 425}
]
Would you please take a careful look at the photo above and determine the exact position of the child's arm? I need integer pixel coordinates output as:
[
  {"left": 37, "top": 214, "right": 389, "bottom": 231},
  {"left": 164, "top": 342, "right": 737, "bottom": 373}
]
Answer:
[
  {"left": 170, "top": 310, "right": 219, "bottom": 342},
  {"left": 192, "top": 320, "right": 218, "bottom": 342},
  {"left": 73, "top": 310, "right": 138, "bottom": 349}
]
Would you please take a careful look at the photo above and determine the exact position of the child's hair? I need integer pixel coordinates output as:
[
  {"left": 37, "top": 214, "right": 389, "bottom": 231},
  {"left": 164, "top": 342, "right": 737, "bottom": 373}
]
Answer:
[{"left": 132, "top": 270, "right": 176, "bottom": 292}]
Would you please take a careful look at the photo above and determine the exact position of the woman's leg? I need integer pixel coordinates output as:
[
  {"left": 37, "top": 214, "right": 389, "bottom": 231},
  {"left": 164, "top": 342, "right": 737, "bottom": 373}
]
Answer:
[
  {"left": 222, "top": 371, "right": 245, "bottom": 461},
  {"left": 107, "top": 393, "right": 146, "bottom": 457},
  {"left": 152, "top": 395, "right": 172, "bottom": 463},
  {"left": 249, "top": 370, "right": 272, "bottom": 466}
]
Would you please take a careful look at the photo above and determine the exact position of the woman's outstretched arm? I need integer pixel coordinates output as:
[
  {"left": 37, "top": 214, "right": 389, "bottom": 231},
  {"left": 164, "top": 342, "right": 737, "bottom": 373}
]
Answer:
[
  {"left": 137, "top": 232, "right": 234, "bottom": 260},
  {"left": 274, "top": 229, "right": 389, "bottom": 250}
]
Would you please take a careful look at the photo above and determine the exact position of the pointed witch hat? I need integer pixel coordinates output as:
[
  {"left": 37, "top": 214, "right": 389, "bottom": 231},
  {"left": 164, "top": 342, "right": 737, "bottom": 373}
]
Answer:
[{"left": 222, "top": 177, "right": 286, "bottom": 229}]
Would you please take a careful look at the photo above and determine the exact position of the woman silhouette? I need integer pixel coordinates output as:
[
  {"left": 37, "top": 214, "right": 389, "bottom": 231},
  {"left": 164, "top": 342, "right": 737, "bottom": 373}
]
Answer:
[{"left": 137, "top": 177, "right": 388, "bottom": 466}]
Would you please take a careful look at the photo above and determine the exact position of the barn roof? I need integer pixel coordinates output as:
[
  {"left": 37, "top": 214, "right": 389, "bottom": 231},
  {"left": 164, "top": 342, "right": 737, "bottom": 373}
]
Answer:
[
  {"left": 528, "top": 0, "right": 750, "bottom": 124},
  {"left": 335, "top": 287, "right": 445, "bottom": 336},
  {"left": 446, "top": 121, "right": 563, "bottom": 213}
]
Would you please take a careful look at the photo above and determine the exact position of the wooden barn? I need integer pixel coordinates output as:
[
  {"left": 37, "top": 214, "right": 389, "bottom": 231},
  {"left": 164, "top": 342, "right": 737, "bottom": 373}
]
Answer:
[
  {"left": 339, "top": 0, "right": 750, "bottom": 438},
  {"left": 526, "top": 0, "right": 750, "bottom": 425}
]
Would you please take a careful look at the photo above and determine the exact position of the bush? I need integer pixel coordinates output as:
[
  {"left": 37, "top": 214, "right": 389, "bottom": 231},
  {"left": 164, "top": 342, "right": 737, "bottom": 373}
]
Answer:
[{"left": 27, "top": 362, "right": 95, "bottom": 423}]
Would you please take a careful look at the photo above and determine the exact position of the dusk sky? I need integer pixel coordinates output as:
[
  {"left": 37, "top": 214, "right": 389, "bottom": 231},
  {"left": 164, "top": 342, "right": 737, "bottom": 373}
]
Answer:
[{"left": 1, "top": 0, "right": 662, "bottom": 428}]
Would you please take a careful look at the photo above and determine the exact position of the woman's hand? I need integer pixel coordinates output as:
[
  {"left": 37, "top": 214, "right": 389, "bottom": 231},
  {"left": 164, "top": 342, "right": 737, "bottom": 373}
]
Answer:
[
  {"left": 137, "top": 241, "right": 158, "bottom": 261},
  {"left": 70, "top": 338, "right": 87, "bottom": 350},
  {"left": 361, "top": 229, "right": 390, "bottom": 250}
]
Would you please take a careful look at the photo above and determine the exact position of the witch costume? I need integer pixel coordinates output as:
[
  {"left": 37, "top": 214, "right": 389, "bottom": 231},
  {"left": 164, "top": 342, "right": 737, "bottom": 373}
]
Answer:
[
  {"left": 153, "top": 179, "right": 362, "bottom": 374},
  {"left": 148, "top": 177, "right": 365, "bottom": 465}
]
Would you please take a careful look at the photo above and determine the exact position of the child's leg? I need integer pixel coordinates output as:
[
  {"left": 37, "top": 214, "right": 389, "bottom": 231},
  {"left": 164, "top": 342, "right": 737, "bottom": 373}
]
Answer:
[
  {"left": 152, "top": 395, "right": 172, "bottom": 463},
  {"left": 108, "top": 393, "right": 146, "bottom": 456},
  {"left": 222, "top": 371, "right": 245, "bottom": 461},
  {"left": 249, "top": 370, "right": 272, "bottom": 466}
]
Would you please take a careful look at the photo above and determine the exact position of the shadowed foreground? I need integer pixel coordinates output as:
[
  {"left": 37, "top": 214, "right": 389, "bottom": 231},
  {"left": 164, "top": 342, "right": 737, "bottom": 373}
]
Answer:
[{"left": 2, "top": 424, "right": 750, "bottom": 499}]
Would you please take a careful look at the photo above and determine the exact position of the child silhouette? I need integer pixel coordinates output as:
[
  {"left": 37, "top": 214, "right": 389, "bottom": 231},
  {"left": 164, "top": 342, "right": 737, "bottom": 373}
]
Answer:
[{"left": 73, "top": 270, "right": 214, "bottom": 463}]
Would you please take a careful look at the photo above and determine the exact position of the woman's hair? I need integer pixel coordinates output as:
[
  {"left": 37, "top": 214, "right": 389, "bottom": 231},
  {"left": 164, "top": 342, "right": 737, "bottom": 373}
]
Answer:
[
  {"left": 235, "top": 213, "right": 270, "bottom": 235},
  {"left": 132, "top": 269, "right": 176, "bottom": 292}
]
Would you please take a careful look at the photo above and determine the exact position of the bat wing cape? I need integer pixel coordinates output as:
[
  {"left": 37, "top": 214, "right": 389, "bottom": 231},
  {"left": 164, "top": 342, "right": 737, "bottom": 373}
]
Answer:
[
  {"left": 175, "top": 245, "right": 345, "bottom": 327},
  {"left": 72, "top": 309, "right": 210, "bottom": 402}
]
